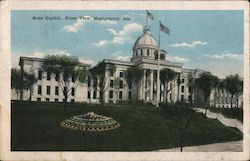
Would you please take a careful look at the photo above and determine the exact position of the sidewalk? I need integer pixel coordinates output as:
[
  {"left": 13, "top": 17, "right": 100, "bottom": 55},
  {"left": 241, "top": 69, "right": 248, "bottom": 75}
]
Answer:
[
  {"left": 194, "top": 108, "right": 243, "bottom": 132},
  {"left": 156, "top": 140, "right": 243, "bottom": 152}
]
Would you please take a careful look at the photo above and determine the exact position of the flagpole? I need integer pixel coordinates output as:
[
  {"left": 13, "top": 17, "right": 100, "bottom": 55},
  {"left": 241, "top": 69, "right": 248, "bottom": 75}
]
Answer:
[{"left": 156, "top": 21, "right": 161, "bottom": 107}]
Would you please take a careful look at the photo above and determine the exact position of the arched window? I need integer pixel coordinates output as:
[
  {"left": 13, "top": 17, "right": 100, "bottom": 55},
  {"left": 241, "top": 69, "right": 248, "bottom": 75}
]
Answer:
[
  {"left": 147, "top": 49, "right": 150, "bottom": 56},
  {"left": 141, "top": 49, "right": 143, "bottom": 56}
]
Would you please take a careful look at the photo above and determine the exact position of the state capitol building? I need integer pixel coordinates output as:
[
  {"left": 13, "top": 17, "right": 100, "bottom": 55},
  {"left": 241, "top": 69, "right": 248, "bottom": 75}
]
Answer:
[{"left": 14, "top": 26, "right": 242, "bottom": 108}]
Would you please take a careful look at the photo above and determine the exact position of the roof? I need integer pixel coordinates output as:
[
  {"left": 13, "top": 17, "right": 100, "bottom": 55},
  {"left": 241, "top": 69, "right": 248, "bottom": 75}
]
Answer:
[
  {"left": 133, "top": 28, "right": 158, "bottom": 50},
  {"left": 19, "top": 56, "right": 91, "bottom": 67}
]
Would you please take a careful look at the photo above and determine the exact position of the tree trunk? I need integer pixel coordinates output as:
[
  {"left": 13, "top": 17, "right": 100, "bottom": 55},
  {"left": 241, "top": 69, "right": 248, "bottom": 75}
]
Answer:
[
  {"left": 100, "top": 91, "right": 104, "bottom": 107},
  {"left": 204, "top": 96, "right": 208, "bottom": 117},
  {"left": 231, "top": 95, "right": 234, "bottom": 108},
  {"left": 177, "top": 85, "right": 180, "bottom": 103},
  {"left": 190, "top": 91, "right": 193, "bottom": 106},
  {"left": 165, "top": 84, "right": 168, "bottom": 103},
  {"left": 236, "top": 97, "right": 239, "bottom": 108},
  {"left": 29, "top": 86, "right": 32, "bottom": 102},
  {"left": 180, "top": 133, "right": 183, "bottom": 152},
  {"left": 16, "top": 91, "right": 19, "bottom": 100},
  {"left": 64, "top": 95, "right": 68, "bottom": 112}
]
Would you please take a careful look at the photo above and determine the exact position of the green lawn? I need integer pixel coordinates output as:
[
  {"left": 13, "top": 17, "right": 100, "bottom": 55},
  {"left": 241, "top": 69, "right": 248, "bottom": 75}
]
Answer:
[
  {"left": 11, "top": 102, "right": 242, "bottom": 151},
  {"left": 209, "top": 108, "right": 243, "bottom": 122}
]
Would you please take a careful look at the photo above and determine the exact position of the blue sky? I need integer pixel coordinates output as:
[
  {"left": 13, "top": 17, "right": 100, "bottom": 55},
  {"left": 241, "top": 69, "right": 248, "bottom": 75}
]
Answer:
[{"left": 11, "top": 10, "right": 244, "bottom": 78}]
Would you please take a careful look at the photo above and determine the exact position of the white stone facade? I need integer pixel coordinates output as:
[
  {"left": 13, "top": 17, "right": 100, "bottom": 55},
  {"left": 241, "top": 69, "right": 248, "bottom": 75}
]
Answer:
[{"left": 16, "top": 57, "right": 90, "bottom": 103}]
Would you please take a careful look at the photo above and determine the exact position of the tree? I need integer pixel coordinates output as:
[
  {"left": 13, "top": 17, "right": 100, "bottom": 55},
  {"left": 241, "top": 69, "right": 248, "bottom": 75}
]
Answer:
[
  {"left": 113, "top": 77, "right": 122, "bottom": 103},
  {"left": 176, "top": 105, "right": 194, "bottom": 151},
  {"left": 11, "top": 68, "right": 22, "bottom": 100},
  {"left": 24, "top": 72, "right": 38, "bottom": 101},
  {"left": 213, "top": 79, "right": 225, "bottom": 107},
  {"left": 126, "top": 67, "right": 144, "bottom": 103},
  {"left": 42, "top": 55, "right": 88, "bottom": 111},
  {"left": 89, "top": 61, "right": 116, "bottom": 106},
  {"left": 224, "top": 74, "right": 243, "bottom": 108},
  {"left": 176, "top": 74, "right": 181, "bottom": 102},
  {"left": 187, "top": 74, "right": 195, "bottom": 105},
  {"left": 195, "top": 72, "right": 218, "bottom": 116},
  {"left": 160, "top": 68, "right": 176, "bottom": 103}
]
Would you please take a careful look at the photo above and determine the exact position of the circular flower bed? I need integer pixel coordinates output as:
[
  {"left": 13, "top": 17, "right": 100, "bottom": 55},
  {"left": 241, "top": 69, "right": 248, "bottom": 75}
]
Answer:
[{"left": 60, "top": 112, "right": 120, "bottom": 132}]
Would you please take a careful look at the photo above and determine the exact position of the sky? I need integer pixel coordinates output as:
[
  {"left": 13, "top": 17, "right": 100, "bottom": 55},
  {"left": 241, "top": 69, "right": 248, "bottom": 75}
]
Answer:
[{"left": 11, "top": 10, "right": 244, "bottom": 78}]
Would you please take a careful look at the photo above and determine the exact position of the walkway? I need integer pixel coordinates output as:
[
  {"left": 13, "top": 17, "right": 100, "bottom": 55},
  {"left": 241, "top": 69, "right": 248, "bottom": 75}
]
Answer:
[
  {"left": 156, "top": 140, "right": 243, "bottom": 152},
  {"left": 194, "top": 108, "right": 243, "bottom": 132}
]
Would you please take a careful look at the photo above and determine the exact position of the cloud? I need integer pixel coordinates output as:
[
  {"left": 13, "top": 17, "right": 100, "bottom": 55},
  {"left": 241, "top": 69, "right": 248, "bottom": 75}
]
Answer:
[
  {"left": 205, "top": 51, "right": 243, "bottom": 60},
  {"left": 92, "top": 40, "right": 109, "bottom": 47},
  {"left": 92, "top": 23, "right": 143, "bottom": 47},
  {"left": 166, "top": 55, "right": 189, "bottom": 62},
  {"left": 63, "top": 19, "right": 86, "bottom": 33},
  {"left": 170, "top": 41, "right": 208, "bottom": 48},
  {"left": 115, "top": 55, "right": 131, "bottom": 61}
]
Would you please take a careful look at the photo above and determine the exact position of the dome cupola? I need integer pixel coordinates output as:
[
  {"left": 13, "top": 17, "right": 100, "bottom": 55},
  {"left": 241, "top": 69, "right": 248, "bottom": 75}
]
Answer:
[{"left": 132, "top": 26, "right": 159, "bottom": 60}]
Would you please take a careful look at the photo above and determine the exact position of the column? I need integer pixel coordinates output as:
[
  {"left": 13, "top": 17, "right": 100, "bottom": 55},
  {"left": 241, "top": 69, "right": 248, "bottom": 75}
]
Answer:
[
  {"left": 150, "top": 70, "right": 153, "bottom": 101},
  {"left": 142, "top": 69, "right": 146, "bottom": 101}
]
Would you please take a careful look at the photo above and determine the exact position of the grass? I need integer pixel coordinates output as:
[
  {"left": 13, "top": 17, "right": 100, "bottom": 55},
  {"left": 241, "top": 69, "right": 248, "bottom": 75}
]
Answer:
[
  {"left": 11, "top": 101, "right": 242, "bottom": 151},
  {"left": 209, "top": 107, "right": 243, "bottom": 122}
]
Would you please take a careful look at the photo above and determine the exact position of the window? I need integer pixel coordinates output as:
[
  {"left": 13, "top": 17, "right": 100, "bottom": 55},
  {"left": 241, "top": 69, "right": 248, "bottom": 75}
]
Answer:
[
  {"left": 63, "top": 73, "right": 68, "bottom": 82},
  {"left": 71, "top": 99, "right": 75, "bottom": 103},
  {"left": 64, "top": 87, "right": 67, "bottom": 95},
  {"left": 128, "top": 91, "right": 132, "bottom": 99},
  {"left": 147, "top": 49, "right": 150, "bottom": 56},
  {"left": 87, "top": 76, "right": 91, "bottom": 87},
  {"left": 37, "top": 98, "right": 41, "bottom": 101},
  {"left": 38, "top": 85, "right": 42, "bottom": 95},
  {"left": 72, "top": 74, "right": 75, "bottom": 82},
  {"left": 110, "top": 70, "right": 114, "bottom": 77},
  {"left": 119, "top": 80, "right": 123, "bottom": 88},
  {"left": 55, "top": 86, "right": 59, "bottom": 95},
  {"left": 46, "top": 98, "right": 50, "bottom": 102},
  {"left": 189, "top": 87, "right": 192, "bottom": 93},
  {"left": 119, "top": 91, "right": 123, "bottom": 99},
  {"left": 119, "top": 72, "right": 124, "bottom": 78},
  {"left": 109, "top": 90, "right": 113, "bottom": 98},
  {"left": 93, "top": 91, "right": 97, "bottom": 99},
  {"left": 188, "top": 95, "right": 192, "bottom": 102},
  {"left": 72, "top": 88, "right": 75, "bottom": 96},
  {"left": 110, "top": 80, "right": 114, "bottom": 88},
  {"left": 141, "top": 49, "right": 143, "bottom": 55},
  {"left": 47, "top": 86, "right": 50, "bottom": 95},
  {"left": 181, "top": 78, "right": 185, "bottom": 83},
  {"left": 181, "top": 95, "right": 184, "bottom": 102},
  {"left": 93, "top": 79, "right": 97, "bottom": 88},
  {"left": 87, "top": 91, "right": 91, "bottom": 99},
  {"left": 128, "top": 81, "right": 132, "bottom": 89},
  {"left": 55, "top": 72, "right": 59, "bottom": 81},
  {"left": 181, "top": 86, "right": 184, "bottom": 92},
  {"left": 38, "top": 70, "right": 43, "bottom": 80},
  {"left": 55, "top": 99, "right": 58, "bottom": 102},
  {"left": 47, "top": 72, "right": 51, "bottom": 80}
]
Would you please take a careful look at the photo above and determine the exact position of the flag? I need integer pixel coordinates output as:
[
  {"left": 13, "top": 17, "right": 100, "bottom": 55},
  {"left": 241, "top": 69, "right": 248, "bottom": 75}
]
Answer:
[
  {"left": 146, "top": 10, "right": 154, "bottom": 20},
  {"left": 160, "top": 22, "right": 170, "bottom": 35}
]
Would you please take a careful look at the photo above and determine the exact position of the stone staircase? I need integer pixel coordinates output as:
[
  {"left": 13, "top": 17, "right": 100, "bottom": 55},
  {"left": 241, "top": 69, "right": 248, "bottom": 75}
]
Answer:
[{"left": 194, "top": 108, "right": 243, "bottom": 132}]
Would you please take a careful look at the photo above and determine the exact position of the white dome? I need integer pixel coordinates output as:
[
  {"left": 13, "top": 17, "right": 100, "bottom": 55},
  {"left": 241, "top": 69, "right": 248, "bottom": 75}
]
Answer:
[{"left": 133, "top": 28, "right": 158, "bottom": 50}]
